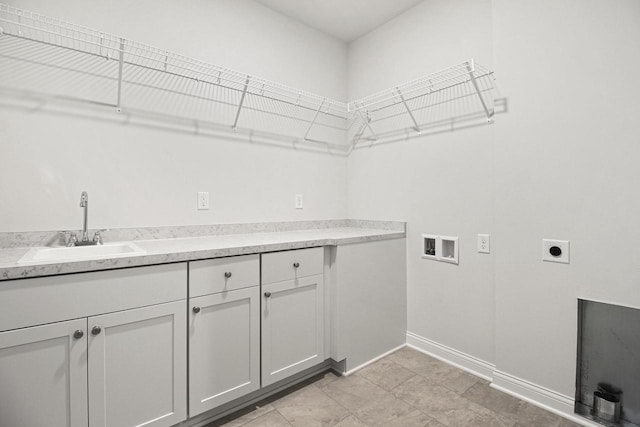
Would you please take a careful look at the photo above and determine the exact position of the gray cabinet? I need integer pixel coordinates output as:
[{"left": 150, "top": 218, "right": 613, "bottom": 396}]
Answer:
[
  {"left": 261, "top": 247, "right": 325, "bottom": 386},
  {"left": 189, "top": 288, "right": 260, "bottom": 415},
  {"left": 0, "top": 318, "right": 88, "bottom": 427},
  {"left": 188, "top": 256, "right": 260, "bottom": 415},
  {"left": 88, "top": 301, "right": 187, "bottom": 427},
  {"left": 0, "top": 264, "right": 188, "bottom": 427}
]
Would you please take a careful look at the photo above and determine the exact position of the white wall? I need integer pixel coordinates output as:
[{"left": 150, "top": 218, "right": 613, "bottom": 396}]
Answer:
[
  {"left": 348, "top": 0, "right": 493, "bottom": 100},
  {"left": 4, "top": 0, "right": 640, "bottom": 414},
  {"left": 349, "top": 0, "right": 640, "bottom": 415},
  {"left": 347, "top": 0, "right": 496, "bottom": 365},
  {"left": 0, "top": 0, "right": 348, "bottom": 231},
  {"left": 492, "top": 0, "right": 640, "bottom": 400}
]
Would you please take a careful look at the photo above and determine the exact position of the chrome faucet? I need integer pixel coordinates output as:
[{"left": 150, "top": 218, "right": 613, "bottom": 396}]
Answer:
[
  {"left": 64, "top": 191, "right": 107, "bottom": 246},
  {"left": 80, "top": 191, "right": 89, "bottom": 243}
]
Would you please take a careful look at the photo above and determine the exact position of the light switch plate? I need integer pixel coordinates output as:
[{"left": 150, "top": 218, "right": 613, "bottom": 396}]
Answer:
[
  {"left": 295, "top": 194, "right": 304, "bottom": 209},
  {"left": 542, "top": 239, "right": 569, "bottom": 264}
]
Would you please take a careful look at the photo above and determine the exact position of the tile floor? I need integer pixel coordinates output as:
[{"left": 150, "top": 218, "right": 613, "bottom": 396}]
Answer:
[{"left": 207, "top": 347, "right": 582, "bottom": 427}]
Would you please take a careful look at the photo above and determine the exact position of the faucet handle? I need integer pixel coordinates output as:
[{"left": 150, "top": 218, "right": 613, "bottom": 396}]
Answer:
[
  {"left": 92, "top": 229, "right": 110, "bottom": 245},
  {"left": 59, "top": 231, "right": 78, "bottom": 247}
]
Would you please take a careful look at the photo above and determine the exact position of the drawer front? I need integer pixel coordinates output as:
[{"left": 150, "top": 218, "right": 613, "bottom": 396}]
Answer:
[
  {"left": 189, "top": 255, "right": 259, "bottom": 297},
  {"left": 261, "top": 247, "right": 324, "bottom": 284},
  {"left": 0, "top": 263, "right": 187, "bottom": 332}
]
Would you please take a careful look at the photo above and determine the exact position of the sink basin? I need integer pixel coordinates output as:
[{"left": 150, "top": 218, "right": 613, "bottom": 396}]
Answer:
[{"left": 18, "top": 242, "right": 147, "bottom": 265}]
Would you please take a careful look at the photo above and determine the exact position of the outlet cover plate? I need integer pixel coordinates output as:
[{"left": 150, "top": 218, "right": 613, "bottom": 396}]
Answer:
[
  {"left": 477, "top": 234, "right": 490, "bottom": 254},
  {"left": 542, "top": 239, "right": 569, "bottom": 264},
  {"left": 197, "top": 192, "right": 209, "bottom": 210}
]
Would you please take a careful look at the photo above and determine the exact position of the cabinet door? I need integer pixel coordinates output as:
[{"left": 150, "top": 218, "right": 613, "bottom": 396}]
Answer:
[
  {"left": 189, "top": 287, "right": 260, "bottom": 415},
  {"left": 88, "top": 301, "right": 187, "bottom": 427},
  {"left": 262, "top": 274, "right": 324, "bottom": 386},
  {"left": 0, "top": 319, "right": 88, "bottom": 427}
]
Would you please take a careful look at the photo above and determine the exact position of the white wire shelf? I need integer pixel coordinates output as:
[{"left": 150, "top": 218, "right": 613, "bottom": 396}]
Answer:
[
  {"left": 0, "top": 3, "right": 496, "bottom": 151},
  {"left": 347, "top": 60, "right": 496, "bottom": 144}
]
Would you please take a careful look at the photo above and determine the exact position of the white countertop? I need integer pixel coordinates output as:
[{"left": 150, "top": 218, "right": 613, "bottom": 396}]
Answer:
[{"left": 0, "top": 226, "right": 405, "bottom": 281}]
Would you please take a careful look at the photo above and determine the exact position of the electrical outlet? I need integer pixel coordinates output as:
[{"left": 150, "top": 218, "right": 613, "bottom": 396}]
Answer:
[
  {"left": 295, "top": 194, "right": 304, "bottom": 209},
  {"left": 477, "top": 234, "right": 490, "bottom": 253},
  {"left": 197, "top": 192, "right": 209, "bottom": 210},
  {"left": 542, "top": 239, "right": 569, "bottom": 263}
]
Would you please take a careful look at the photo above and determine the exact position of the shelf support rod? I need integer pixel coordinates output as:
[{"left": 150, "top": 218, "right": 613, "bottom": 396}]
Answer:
[
  {"left": 115, "top": 38, "right": 125, "bottom": 113},
  {"left": 466, "top": 61, "right": 493, "bottom": 121},
  {"left": 303, "top": 98, "right": 325, "bottom": 141},
  {"left": 232, "top": 76, "right": 250, "bottom": 130},
  {"left": 357, "top": 109, "right": 377, "bottom": 141},
  {"left": 396, "top": 88, "right": 420, "bottom": 133},
  {"left": 352, "top": 120, "right": 367, "bottom": 145}
]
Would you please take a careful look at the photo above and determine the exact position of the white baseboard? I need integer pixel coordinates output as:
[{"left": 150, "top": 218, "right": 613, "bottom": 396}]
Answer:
[
  {"left": 343, "top": 343, "right": 406, "bottom": 376},
  {"left": 406, "top": 331, "right": 495, "bottom": 381},
  {"left": 491, "top": 370, "right": 599, "bottom": 427},
  {"left": 491, "top": 369, "right": 574, "bottom": 411},
  {"left": 406, "top": 332, "right": 598, "bottom": 427}
]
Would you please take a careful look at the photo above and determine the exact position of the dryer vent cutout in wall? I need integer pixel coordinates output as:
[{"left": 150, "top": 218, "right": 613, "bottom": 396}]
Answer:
[{"left": 422, "top": 235, "right": 458, "bottom": 265}]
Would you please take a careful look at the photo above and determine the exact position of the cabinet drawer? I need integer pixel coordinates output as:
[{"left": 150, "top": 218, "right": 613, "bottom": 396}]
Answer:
[
  {"left": 189, "top": 255, "right": 259, "bottom": 297},
  {"left": 261, "top": 247, "right": 323, "bottom": 284},
  {"left": 0, "top": 263, "right": 186, "bottom": 332}
]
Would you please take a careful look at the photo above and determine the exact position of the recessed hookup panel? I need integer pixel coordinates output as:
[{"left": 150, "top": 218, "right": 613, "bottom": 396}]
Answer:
[{"left": 422, "top": 234, "right": 458, "bottom": 265}]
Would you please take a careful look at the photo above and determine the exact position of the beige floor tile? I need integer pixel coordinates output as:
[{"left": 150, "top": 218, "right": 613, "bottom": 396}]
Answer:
[
  {"left": 352, "top": 393, "right": 417, "bottom": 427},
  {"left": 462, "top": 381, "right": 522, "bottom": 418},
  {"left": 313, "top": 371, "right": 342, "bottom": 388},
  {"left": 388, "top": 347, "right": 458, "bottom": 383},
  {"left": 355, "top": 357, "right": 416, "bottom": 391},
  {"left": 391, "top": 375, "right": 512, "bottom": 427},
  {"left": 272, "top": 385, "right": 350, "bottom": 427},
  {"left": 332, "top": 415, "right": 370, "bottom": 427},
  {"left": 212, "top": 348, "right": 580, "bottom": 427},
  {"left": 241, "top": 410, "right": 292, "bottom": 427},
  {"left": 555, "top": 416, "right": 583, "bottom": 427},
  {"left": 439, "top": 369, "right": 481, "bottom": 394},
  {"left": 393, "top": 375, "right": 469, "bottom": 414},
  {"left": 380, "top": 410, "right": 445, "bottom": 427},
  {"left": 463, "top": 402, "right": 517, "bottom": 427},
  {"left": 387, "top": 346, "right": 438, "bottom": 370},
  {"left": 513, "top": 401, "right": 571, "bottom": 427},
  {"left": 320, "top": 374, "right": 389, "bottom": 412},
  {"left": 448, "top": 405, "right": 515, "bottom": 427}
]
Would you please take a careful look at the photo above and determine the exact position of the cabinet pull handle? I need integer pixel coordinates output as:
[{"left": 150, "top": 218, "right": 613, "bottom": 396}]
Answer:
[
  {"left": 91, "top": 326, "right": 102, "bottom": 335},
  {"left": 193, "top": 306, "right": 201, "bottom": 314},
  {"left": 293, "top": 262, "right": 300, "bottom": 268},
  {"left": 264, "top": 291, "right": 271, "bottom": 298},
  {"left": 224, "top": 271, "right": 232, "bottom": 278},
  {"left": 73, "top": 330, "right": 84, "bottom": 339}
]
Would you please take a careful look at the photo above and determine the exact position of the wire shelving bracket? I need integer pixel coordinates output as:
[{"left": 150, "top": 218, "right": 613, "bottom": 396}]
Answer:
[{"left": 347, "top": 60, "right": 496, "bottom": 146}]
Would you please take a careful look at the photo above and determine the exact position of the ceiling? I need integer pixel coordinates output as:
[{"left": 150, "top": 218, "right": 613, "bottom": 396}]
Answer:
[{"left": 253, "top": 0, "right": 424, "bottom": 43}]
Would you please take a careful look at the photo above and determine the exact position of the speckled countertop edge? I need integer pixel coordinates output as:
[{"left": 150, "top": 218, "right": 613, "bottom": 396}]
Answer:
[{"left": 0, "top": 221, "right": 405, "bottom": 281}]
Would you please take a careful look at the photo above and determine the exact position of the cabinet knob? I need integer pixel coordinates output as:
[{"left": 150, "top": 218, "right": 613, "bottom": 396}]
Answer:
[
  {"left": 73, "top": 330, "right": 84, "bottom": 339},
  {"left": 224, "top": 271, "right": 232, "bottom": 279},
  {"left": 293, "top": 262, "right": 300, "bottom": 268},
  {"left": 91, "top": 326, "right": 101, "bottom": 335},
  {"left": 264, "top": 291, "right": 271, "bottom": 298},
  {"left": 192, "top": 306, "right": 201, "bottom": 314}
]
